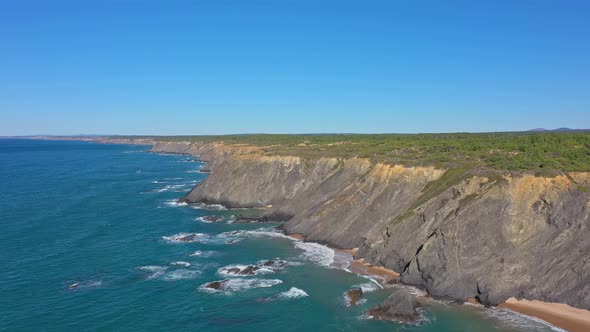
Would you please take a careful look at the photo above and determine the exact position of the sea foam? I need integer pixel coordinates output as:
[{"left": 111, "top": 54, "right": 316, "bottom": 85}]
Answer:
[
  {"left": 294, "top": 241, "right": 335, "bottom": 267},
  {"left": 162, "top": 232, "right": 205, "bottom": 243},
  {"left": 278, "top": 287, "right": 309, "bottom": 299}
]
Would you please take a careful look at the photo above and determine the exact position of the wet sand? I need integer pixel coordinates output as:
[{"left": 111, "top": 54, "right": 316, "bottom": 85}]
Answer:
[
  {"left": 287, "top": 233, "right": 305, "bottom": 241},
  {"left": 347, "top": 258, "right": 400, "bottom": 284},
  {"left": 500, "top": 298, "right": 590, "bottom": 332}
]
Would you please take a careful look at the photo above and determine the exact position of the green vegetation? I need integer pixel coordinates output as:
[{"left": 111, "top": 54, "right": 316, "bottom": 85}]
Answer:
[
  {"left": 119, "top": 132, "right": 590, "bottom": 172},
  {"left": 414, "top": 167, "right": 472, "bottom": 207}
]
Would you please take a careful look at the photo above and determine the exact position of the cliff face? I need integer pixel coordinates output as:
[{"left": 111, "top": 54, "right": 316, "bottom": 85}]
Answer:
[{"left": 149, "top": 141, "right": 590, "bottom": 309}]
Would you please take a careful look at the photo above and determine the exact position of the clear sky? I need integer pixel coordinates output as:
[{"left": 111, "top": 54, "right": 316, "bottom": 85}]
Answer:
[{"left": 1, "top": 0, "right": 589, "bottom": 135}]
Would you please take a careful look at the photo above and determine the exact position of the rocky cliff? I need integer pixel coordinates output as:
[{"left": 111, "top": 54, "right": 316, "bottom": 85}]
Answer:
[{"left": 144, "top": 140, "right": 590, "bottom": 309}]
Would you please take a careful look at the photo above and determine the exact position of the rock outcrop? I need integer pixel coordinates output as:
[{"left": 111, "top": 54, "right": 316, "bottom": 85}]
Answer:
[
  {"left": 115, "top": 140, "right": 590, "bottom": 309},
  {"left": 346, "top": 288, "right": 364, "bottom": 306},
  {"left": 367, "top": 288, "right": 421, "bottom": 323}
]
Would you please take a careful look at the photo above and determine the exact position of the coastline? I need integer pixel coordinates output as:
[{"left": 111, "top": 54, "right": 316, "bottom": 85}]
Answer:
[
  {"left": 500, "top": 298, "right": 590, "bottom": 332},
  {"left": 286, "top": 235, "right": 400, "bottom": 285},
  {"left": 52, "top": 137, "right": 590, "bottom": 331},
  {"left": 289, "top": 233, "right": 589, "bottom": 332}
]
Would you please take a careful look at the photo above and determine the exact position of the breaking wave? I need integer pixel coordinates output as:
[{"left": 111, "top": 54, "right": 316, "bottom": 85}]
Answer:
[
  {"left": 162, "top": 232, "right": 206, "bottom": 243},
  {"left": 161, "top": 269, "right": 200, "bottom": 281},
  {"left": 278, "top": 287, "right": 308, "bottom": 299},
  {"left": 161, "top": 199, "right": 188, "bottom": 207},
  {"left": 170, "top": 261, "right": 191, "bottom": 267},
  {"left": 355, "top": 282, "right": 380, "bottom": 293},
  {"left": 138, "top": 265, "right": 200, "bottom": 281},
  {"left": 138, "top": 265, "right": 168, "bottom": 280},
  {"left": 217, "top": 260, "right": 289, "bottom": 277},
  {"left": 481, "top": 307, "right": 566, "bottom": 332},
  {"left": 189, "top": 250, "right": 218, "bottom": 258},
  {"left": 189, "top": 203, "right": 227, "bottom": 211},
  {"left": 294, "top": 241, "right": 335, "bottom": 267}
]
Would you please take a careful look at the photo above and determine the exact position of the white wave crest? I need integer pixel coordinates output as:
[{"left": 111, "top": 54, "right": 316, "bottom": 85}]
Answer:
[
  {"left": 162, "top": 199, "right": 188, "bottom": 207},
  {"left": 189, "top": 250, "right": 217, "bottom": 258},
  {"left": 194, "top": 216, "right": 225, "bottom": 223},
  {"left": 294, "top": 241, "right": 335, "bottom": 267},
  {"left": 189, "top": 203, "right": 227, "bottom": 211},
  {"left": 139, "top": 265, "right": 200, "bottom": 281},
  {"left": 162, "top": 232, "right": 205, "bottom": 243},
  {"left": 217, "top": 260, "right": 289, "bottom": 277},
  {"left": 355, "top": 282, "right": 380, "bottom": 293},
  {"left": 139, "top": 265, "right": 168, "bottom": 279},
  {"left": 170, "top": 261, "right": 191, "bottom": 267},
  {"left": 162, "top": 269, "right": 200, "bottom": 281},
  {"left": 482, "top": 307, "right": 566, "bottom": 332},
  {"left": 278, "top": 287, "right": 308, "bottom": 299}
]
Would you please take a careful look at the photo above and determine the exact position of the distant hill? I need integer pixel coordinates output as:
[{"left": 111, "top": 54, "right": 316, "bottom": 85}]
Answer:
[{"left": 528, "top": 128, "right": 589, "bottom": 132}]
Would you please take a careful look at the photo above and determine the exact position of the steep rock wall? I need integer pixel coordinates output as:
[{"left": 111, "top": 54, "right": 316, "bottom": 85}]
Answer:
[{"left": 143, "top": 141, "right": 590, "bottom": 309}]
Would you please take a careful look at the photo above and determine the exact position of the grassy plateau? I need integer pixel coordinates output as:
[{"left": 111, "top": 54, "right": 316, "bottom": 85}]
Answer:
[{"left": 117, "top": 132, "right": 590, "bottom": 173}]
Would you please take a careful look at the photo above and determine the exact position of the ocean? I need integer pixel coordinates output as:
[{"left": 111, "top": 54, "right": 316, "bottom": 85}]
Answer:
[{"left": 0, "top": 139, "right": 561, "bottom": 331}]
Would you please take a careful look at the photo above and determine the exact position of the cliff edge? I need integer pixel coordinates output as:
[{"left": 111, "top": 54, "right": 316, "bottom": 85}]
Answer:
[{"left": 147, "top": 140, "right": 590, "bottom": 309}]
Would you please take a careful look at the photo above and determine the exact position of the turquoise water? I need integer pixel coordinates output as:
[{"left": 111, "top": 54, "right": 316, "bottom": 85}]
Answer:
[{"left": 0, "top": 139, "right": 560, "bottom": 331}]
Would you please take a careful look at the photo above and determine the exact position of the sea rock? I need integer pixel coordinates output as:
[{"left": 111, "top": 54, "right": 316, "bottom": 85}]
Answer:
[
  {"left": 202, "top": 215, "right": 223, "bottom": 223},
  {"left": 239, "top": 265, "right": 259, "bottom": 275},
  {"left": 205, "top": 280, "right": 228, "bottom": 290},
  {"left": 225, "top": 268, "right": 241, "bottom": 274},
  {"left": 346, "top": 288, "right": 363, "bottom": 306},
  {"left": 367, "top": 288, "right": 420, "bottom": 323},
  {"left": 177, "top": 234, "right": 198, "bottom": 242},
  {"left": 221, "top": 260, "right": 288, "bottom": 276},
  {"left": 262, "top": 260, "right": 287, "bottom": 268},
  {"left": 232, "top": 215, "right": 270, "bottom": 224}
]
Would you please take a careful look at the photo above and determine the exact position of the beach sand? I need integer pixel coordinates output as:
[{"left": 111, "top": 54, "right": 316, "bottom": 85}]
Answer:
[
  {"left": 332, "top": 247, "right": 400, "bottom": 285},
  {"left": 499, "top": 298, "right": 590, "bottom": 332},
  {"left": 347, "top": 259, "right": 400, "bottom": 284},
  {"left": 287, "top": 233, "right": 306, "bottom": 241}
]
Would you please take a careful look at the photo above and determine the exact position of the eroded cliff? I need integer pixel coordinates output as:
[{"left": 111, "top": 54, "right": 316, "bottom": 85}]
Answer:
[{"left": 149, "top": 140, "right": 589, "bottom": 309}]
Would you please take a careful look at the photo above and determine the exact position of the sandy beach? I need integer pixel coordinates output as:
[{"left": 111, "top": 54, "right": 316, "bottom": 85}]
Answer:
[
  {"left": 347, "top": 258, "right": 400, "bottom": 284},
  {"left": 287, "top": 233, "right": 306, "bottom": 241},
  {"left": 500, "top": 298, "right": 590, "bottom": 332}
]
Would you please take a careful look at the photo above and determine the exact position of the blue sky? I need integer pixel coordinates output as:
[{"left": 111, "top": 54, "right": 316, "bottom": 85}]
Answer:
[{"left": 1, "top": 0, "right": 589, "bottom": 135}]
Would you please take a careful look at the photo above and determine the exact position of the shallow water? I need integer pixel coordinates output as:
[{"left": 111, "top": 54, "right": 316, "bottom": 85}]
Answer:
[{"left": 0, "top": 139, "right": 561, "bottom": 331}]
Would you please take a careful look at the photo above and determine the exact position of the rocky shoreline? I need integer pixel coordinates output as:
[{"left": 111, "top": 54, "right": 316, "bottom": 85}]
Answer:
[{"left": 88, "top": 138, "right": 590, "bottom": 331}]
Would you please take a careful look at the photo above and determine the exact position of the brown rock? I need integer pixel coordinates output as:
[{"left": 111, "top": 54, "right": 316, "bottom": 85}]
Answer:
[
  {"left": 346, "top": 288, "right": 363, "bottom": 306},
  {"left": 367, "top": 288, "right": 421, "bottom": 323}
]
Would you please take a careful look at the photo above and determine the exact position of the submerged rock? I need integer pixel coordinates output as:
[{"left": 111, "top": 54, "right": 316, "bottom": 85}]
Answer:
[
  {"left": 233, "top": 215, "right": 269, "bottom": 224},
  {"left": 202, "top": 215, "right": 223, "bottom": 223},
  {"left": 367, "top": 288, "right": 420, "bottom": 323},
  {"left": 225, "top": 268, "right": 241, "bottom": 274},
  {"left": 204, "top": 280, "right": 228, "bottom": 290},
  {"left": 346, "top": 288, "right": 363, "bottom": 306},
  {"left": 179, "top": 234, "right": 198, "bottom": 242},
  {"left": 239, "top": 265, "right": 259, "bottom": 275},
  {"left": 262, "top": 260, "right": 287, "bottom": 268},
  {"left": 219, "top": 260, "right": 288, "bottom": 277}
]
